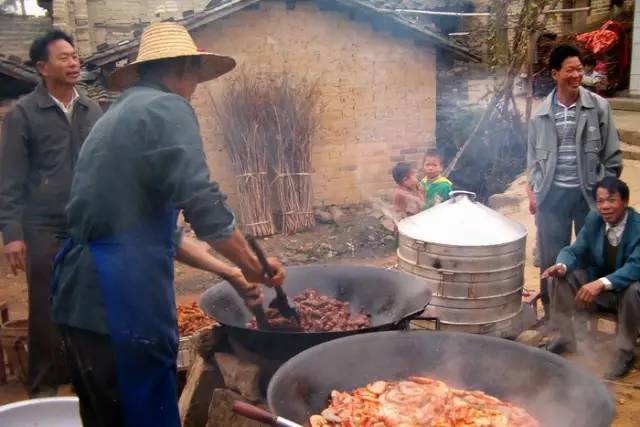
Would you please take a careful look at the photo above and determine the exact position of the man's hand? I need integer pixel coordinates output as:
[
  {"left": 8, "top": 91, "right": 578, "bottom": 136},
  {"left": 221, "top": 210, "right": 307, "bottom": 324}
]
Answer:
[
  {"left": 576, "top": 280, "right": 605, "bottom": 306},
  {"left": 541, "top": 263, "right": 567, "bottom": 279},
  {"left": 526, "top": 186, "right": 537, "bottom": 215},
  {"left": 175, "top": 236, "right": 267, "bottom": 308},
  {"left": 242, "top": 257, "right": 286, "bottom": 287},
  {"left": 224, "top": 268, "right": 263, "bottom": 308},
  {"left": 207, "top": 230, "right": 286, "bottom": 288},
  {"left": 3, "top": 240, "right": 26, "bottom": 275}
]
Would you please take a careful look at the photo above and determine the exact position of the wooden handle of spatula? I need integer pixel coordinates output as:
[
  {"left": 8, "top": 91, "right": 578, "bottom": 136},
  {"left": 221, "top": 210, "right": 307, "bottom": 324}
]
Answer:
[
  {"left": 232, "top": 401, "right": 278, "bottom": 425},
  {"left": 246, "top": 235, "right": 275, "bottom": 278}
]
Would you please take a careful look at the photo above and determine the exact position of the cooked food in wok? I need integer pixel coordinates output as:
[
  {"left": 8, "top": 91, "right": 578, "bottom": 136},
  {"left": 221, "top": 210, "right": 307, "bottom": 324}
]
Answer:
[
  {"left": 248, "top": 288, "right": 372, "bottom": 332},
  {"left": 310, "top": 376, "right": 539, "bottom": 427}
]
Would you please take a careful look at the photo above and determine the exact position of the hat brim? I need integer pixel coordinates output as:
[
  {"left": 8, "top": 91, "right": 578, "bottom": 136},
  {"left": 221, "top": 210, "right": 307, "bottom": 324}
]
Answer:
[{"left": 106, "top": 52, "right": 236, "bottom": 91}]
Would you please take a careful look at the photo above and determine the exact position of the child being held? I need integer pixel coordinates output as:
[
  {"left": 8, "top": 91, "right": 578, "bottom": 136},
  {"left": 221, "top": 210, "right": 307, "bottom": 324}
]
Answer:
[
  {"left": 420, "top": 149, "right": 453, "bottom": 209},
  {"left": 391, "top": 162, "right": 424, "bottom": 220}
]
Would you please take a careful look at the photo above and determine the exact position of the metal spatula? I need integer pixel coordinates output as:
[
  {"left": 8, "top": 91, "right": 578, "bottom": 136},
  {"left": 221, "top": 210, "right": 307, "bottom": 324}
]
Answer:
[{"left": 246, "top": 235, "right": 301, "bottom": 326}]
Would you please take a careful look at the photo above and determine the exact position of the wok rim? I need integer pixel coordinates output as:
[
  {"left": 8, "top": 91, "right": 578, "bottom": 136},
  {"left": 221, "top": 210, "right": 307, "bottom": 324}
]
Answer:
[
  {"left": 198, "top": 264, "right": 433, "bottom": 335},
  {"left": 266, "top": 330, "right": 615, "bottom": 421}
]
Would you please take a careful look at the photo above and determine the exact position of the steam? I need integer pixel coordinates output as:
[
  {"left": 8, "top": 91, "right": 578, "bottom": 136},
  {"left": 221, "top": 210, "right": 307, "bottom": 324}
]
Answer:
[{"left": 368, "top": 196, "right": 403, "bottom": 228}]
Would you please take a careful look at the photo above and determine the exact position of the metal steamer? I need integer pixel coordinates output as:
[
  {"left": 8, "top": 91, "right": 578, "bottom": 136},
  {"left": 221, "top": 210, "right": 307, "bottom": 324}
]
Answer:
[{"left": 397, "top": 191, "right": 527, "bottom": 336}]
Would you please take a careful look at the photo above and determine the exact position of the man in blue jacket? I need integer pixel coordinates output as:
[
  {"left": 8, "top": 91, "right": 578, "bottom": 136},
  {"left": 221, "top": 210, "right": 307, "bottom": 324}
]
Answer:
[{"left": 543, "top": 177, "right": 640, "bottom": 379}]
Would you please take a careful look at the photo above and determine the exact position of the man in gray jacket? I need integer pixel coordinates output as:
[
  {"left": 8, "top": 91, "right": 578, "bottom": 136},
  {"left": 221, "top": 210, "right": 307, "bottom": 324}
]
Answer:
[
  {"left": 0, "top": 30, "right": 102, "bottom": 395},
  {"left": 527, "top": 44, "right": 622, "bottom": 320}
]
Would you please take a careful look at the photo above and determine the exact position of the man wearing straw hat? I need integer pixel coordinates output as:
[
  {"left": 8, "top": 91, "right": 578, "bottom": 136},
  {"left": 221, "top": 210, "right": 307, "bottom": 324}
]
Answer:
[{"left": 50, "top": 23, "right": 285, "bottom": 427}]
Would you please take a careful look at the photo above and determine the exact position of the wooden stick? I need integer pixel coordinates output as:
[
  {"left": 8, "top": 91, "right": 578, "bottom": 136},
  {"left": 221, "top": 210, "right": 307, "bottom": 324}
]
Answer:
[{"left": 543, "top": 6, "right": 590, "bottom": 14}]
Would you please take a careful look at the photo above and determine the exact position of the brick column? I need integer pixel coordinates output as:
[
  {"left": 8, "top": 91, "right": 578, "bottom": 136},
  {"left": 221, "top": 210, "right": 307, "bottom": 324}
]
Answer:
[
  {"left": 52, "top": 0, "right": 73, "bottom": 34},
  {"left": 72, "top": 0, "right": 92, "bottom": 57},
  {"left": 631, "top": 2, "right": 640, "bottom": 96},
  {"left": 52, "top": 0, "right": 92, "bottom": 57}
]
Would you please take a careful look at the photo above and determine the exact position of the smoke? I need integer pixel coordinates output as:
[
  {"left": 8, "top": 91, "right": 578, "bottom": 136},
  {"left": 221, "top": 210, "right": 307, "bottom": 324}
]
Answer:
[{"left": 368, "top": 196, "right": 402, "bottom": 227}]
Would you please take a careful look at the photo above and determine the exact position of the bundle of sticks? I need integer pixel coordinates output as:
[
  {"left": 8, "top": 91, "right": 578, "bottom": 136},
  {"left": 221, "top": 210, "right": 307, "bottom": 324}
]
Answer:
[
  {"left": 263, "top": 74, "right": 320, "bottom": 234},
  {"left": 214, "top": 72, "right": 320, "bottom": 235},
  {"left": 213, "top": 73, "right": 276, "bottom": 237}
]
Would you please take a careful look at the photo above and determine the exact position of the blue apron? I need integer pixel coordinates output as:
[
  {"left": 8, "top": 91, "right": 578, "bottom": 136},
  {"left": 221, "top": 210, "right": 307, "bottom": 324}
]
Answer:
[{"left": 57, "top": 207, "right": 181, "bottom": 427}]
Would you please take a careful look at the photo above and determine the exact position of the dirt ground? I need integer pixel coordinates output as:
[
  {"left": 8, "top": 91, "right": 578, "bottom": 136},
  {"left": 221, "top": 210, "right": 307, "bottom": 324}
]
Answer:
[{"left": 2, "top": 170, "right": 640, "bottom": 424}]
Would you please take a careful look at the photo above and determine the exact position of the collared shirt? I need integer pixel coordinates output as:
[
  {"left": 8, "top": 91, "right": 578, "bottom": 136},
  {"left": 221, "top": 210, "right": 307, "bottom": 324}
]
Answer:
[
  {"left": 600, "top": 212, "right": 629, "bottom": 290},
  {"left": 557, "top": 212, "right": 629, "bottom": 291},
  {"left": 551, "top": 91, "right": 580, "bottom": 188},
  {"left": 605, "top": 212, "right": 628, "bottom": 247},
  {"left": 51, "top": 81, "right": 235, "bottom": 334},
  {"left": 50, "top": 88, "right": 79, "bottom": 120}
]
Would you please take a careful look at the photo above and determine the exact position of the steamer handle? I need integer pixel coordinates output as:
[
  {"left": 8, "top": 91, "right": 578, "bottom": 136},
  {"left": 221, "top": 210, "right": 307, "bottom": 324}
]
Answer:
[
  {"left": 449, "top": 190, "right": 477, "bottom": 201},
  {"left": 398, "top": 312, "right": 441, "bottom": 331},
  {"left": 405, "top": 316, "right": 441, "bottom": 331}
]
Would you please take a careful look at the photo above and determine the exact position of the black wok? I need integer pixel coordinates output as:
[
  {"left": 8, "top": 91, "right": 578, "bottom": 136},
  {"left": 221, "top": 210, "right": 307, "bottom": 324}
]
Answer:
[
  {"left": 199, "top": 265, "right": 433, "bottom": 361},
  {"left": 268, "top": 331, "right": 614, "bottom": 427}
]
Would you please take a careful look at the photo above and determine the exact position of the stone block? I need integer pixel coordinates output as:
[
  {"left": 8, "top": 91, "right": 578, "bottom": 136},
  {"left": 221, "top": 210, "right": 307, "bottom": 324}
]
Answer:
[
  {"left": 214, "top": 353, "right": 262, "bottom": 402},
  {"left": 314, "top": 208, "right": 333, "bottom": 224},
  {"left": 179, "top": 354, "right": 225, "bottom": 427},
  {"left": 516, "top": 330, "right": 543, "bottom": 347}
]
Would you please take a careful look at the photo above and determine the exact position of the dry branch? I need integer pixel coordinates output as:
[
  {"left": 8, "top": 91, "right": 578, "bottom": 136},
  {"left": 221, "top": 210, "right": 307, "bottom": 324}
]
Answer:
[
  {"left": 444, "top": 0, "right": 561, "bottom": 177},
  {"left": 211, "top": 75, "right": 276, "bottom": 237},
  {"left": 263, "top": 74, "right": 321, "bottom": 234}
]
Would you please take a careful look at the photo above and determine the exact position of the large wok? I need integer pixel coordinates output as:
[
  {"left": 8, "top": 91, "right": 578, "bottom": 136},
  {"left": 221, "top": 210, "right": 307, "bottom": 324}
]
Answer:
[
  {"left": 268, "top": 331, "right": 614, "bottom": 427},
  {"left": 199, "top": 265, "right": 433, "bottom": 361}
]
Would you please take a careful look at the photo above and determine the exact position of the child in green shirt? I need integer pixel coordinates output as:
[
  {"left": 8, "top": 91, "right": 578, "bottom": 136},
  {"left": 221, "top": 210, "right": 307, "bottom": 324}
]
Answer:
[{"left": 420, "top": 149, "right": 453, "bottom": 209}]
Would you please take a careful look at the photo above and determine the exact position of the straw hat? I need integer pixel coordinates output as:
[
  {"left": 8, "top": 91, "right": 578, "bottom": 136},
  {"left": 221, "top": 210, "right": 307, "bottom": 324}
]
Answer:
[{"left": 107, "top": 22, "right": 236, "bottom": 91}]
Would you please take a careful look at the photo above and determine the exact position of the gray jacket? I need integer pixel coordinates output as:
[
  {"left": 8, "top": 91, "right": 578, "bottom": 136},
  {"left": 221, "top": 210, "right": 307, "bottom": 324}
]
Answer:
[
  {"left": 0, "top": 83, "right": 102, "bottom": 243},
  {"left": 527, "top": 87, "right": 622, "bottom": 209}
]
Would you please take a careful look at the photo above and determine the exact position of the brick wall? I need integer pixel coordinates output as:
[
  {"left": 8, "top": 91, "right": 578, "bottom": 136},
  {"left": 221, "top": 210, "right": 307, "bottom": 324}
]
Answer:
[
  {"left": 188, "top": 2, "right": 436, "bottom": 208},
  {"left": 585, "top": 0, "right": 632, "bottom": 27},
  {"left": 52, "top": 0, "right": 211, "bottom": 53},
  {"left": 86, "top": 0, "right": 210, "bottom": 49},
  {"left": 0, "top": 15, "right": 52, "bottom": 61},
  {"left": 470, "top": 0, "right": 634, "bottom": 59}
]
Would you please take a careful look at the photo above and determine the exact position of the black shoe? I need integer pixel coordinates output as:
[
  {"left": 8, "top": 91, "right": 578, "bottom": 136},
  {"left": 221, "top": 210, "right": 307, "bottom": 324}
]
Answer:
[
  {"left": 604, "top": 351, "right": 635, "bottom": 380},
  {"left": 545, "top": 337, "right": 577, "bottom": 355}
]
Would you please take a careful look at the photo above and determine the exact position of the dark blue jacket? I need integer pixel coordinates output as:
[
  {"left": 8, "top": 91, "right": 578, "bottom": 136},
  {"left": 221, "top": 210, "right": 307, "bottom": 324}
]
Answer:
[
  {"left": 51, "top": 81, "right": 235, "bottom": 334},
  {"left": 557, "top": 208, "right": 640, "bottom": 291}
]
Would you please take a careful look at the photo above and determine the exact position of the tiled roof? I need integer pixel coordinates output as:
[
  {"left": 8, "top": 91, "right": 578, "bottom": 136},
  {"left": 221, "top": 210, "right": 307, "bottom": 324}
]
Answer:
[
  {"left": 0, "top": 56, "right": 39, "bottom": 84},
  {"left": 77, "top": 80, "right": 119, "bottom": 105},
  {"left": 85, "top": 0, "right": 479, "bottom": 66}
]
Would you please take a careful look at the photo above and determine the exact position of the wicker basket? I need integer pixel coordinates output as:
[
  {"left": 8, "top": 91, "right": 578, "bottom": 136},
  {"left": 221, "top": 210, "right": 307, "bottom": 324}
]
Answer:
[{"left": 0, "top": 319, "right": 28, "bottom": 384}]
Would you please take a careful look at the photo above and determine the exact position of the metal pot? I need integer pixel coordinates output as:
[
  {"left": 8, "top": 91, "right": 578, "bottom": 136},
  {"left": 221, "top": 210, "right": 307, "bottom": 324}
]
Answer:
[
  {"left": 268, "top": 331, "right": 614, "bottom": 427},
  {"left": 199, "top": 265, "right": 433, "bottom": 361},
  {"left": 397, "top": 191, "right": 528, "bottom": 336},
  {"left": 0, "top": 397, "right": 82, "bottom": 426}
]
